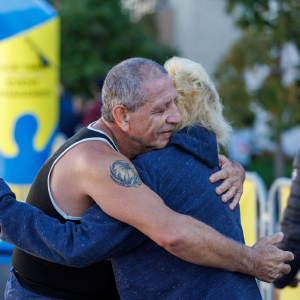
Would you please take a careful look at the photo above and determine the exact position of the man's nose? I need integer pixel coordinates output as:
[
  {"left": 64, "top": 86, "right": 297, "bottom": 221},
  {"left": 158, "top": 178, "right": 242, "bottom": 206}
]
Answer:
[{"left": 167, "top": 103, "right": 181, "bottom": 124}]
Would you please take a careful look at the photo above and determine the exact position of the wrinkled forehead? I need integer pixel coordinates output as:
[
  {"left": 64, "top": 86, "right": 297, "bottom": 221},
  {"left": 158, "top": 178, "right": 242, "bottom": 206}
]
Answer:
[{"left": 142, "top": 75, "right": 176, "bottom": 104}]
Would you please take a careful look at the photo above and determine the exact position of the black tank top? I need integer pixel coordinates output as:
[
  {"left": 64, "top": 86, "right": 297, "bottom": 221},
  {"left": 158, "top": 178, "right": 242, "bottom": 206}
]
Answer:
[{"left": 12, "top": 124, "right": 120, "bottom": 300}]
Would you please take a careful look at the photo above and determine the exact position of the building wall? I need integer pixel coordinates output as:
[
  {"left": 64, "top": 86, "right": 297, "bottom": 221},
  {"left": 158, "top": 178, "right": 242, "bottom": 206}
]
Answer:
[
  {"left": 155, "top": 0, "right": 300, "bottom": 158},
  {"left": 166, "top": 0, "right": 240, "bottom": 78}
]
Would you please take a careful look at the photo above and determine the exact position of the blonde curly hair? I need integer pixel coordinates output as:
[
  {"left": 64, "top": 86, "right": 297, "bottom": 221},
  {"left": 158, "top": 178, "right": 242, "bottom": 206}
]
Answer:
[{"left": 164, "top": 57, "right": 232, "bottom": 148}]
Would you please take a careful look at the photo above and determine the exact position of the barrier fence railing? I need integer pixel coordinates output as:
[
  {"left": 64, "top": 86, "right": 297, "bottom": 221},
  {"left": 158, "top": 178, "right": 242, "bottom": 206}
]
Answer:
[
  {"left": 268, "top": 178, "right": 300, "bottom": 300},
  {"left": 241, "top": 173, "right": 300, "bottom": 300},
  {"left": 240, "top": 171, "right": 271, "bottom": 300}
]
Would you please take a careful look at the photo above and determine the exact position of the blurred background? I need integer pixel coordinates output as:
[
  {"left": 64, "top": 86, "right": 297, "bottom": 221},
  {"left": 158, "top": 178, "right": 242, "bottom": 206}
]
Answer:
[{"left": 0, "top": 0, "right": 300, "bottom": 299}]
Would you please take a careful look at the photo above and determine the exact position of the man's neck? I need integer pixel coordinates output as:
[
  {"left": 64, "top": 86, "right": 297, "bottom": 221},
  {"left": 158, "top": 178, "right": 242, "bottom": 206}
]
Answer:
[{"left": 92, "top": 119, "right": 139, "bottom": 160}]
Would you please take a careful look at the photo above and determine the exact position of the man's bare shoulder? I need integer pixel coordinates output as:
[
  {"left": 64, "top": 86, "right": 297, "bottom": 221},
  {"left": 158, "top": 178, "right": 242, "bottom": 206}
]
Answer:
[{"left": 72, "top": 140, "right": 130, "bottom": 182}]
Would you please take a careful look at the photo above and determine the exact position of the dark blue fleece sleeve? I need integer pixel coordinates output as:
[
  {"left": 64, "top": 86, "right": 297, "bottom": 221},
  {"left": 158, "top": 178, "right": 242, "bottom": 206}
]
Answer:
[{"left": 0, "top": 178, "right": 147, "bottom": 267}]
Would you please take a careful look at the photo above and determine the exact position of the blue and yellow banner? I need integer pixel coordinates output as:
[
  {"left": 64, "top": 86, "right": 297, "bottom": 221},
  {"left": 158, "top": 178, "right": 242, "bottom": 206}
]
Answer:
[{"left": 0, "top": 0, "right": 59, "bottom": 202}]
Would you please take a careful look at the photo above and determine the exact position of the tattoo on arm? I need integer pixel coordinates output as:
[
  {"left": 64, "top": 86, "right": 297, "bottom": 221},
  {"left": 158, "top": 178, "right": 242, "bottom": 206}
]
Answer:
[{"left": 110, "top": 160, "right": 142, "bottom": 188}]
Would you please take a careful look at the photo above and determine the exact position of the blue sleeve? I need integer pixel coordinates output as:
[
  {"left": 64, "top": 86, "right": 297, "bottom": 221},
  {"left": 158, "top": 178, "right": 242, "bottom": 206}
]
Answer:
[{"left": 0, "top": 178, "right": 147, "bottom": 267}]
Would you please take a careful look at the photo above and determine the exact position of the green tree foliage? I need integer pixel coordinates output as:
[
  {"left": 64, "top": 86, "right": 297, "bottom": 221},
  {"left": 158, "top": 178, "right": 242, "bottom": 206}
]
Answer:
[
  {"left": 48, "top": 0, "right": 176, "bottom": 94},
  {"left": 215, "top": 0, "right": 300, "bottom": 176}
]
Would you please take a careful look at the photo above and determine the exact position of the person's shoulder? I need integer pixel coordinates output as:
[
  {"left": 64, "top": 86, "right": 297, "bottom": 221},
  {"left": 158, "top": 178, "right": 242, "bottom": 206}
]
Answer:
[
  {"left": 168, "top": 126, "right": 219, "bottom": 169},
  {"left": 72, "top": 140, "right": 128, "bottom": 177},
  {"left": 134, "top": 149, "right": 162, "bottom": 164},
  {"left": 133, "top": 146, "right": 179, "bottom": 172}
]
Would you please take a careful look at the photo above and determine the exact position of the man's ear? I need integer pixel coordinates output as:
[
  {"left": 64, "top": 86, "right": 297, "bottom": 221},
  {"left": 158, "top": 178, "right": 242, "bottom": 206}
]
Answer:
[{"left": 112, "top": 105, "right": 130, "bottom": 131}]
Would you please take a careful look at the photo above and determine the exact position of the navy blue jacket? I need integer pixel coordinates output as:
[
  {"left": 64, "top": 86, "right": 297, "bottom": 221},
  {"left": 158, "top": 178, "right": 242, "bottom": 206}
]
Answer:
[
  {"left": 0, "top": 126, "right": 261, "bottom": 299},
  {"left": 111, "top": 125, "right": 261, "bottom": 299}
]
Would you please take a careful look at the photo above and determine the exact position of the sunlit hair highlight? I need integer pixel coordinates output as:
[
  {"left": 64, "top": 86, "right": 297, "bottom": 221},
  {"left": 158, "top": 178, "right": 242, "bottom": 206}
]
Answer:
[{"left": 164, "top": 57, "right": 232, "bottom": 148}]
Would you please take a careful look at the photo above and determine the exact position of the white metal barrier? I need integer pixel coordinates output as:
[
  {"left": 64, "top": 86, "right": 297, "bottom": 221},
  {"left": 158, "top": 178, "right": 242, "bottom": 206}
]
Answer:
[
  {"left": 267, "top": 177, "right": 292, "bottom": 237},
  {"left": 240, "top": 174, "right": 300, "bottom": 300},
  {"left": 267, "top": 178, "right": 300, "bottom": 300},
  {"left": 241, "top": 172, "right": 272, "bottom": 299},
  {"left": 241, "top": 175, "right": 300, "bottom": 300}
]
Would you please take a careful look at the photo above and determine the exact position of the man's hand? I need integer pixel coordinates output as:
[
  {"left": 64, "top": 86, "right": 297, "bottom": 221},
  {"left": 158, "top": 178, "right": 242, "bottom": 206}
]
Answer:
[
  {"left": 250, "top": 232, "right": 294, "bottom": 283},
  {"left": 209, "top": 154, "right": 245, "bottom": 210}
]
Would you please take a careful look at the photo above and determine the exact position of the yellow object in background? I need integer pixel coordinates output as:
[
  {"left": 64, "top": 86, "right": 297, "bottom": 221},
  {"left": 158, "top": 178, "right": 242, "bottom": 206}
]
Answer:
[
  {"left": 277, "top": 185, "right": 300, "bottom": 300},
  {"left": 280, "top": 186, "right": 291, "bottom": 215},
  {"left": 240, "top": 179, "right": 257, "bottom": 246},
  {"left": 0, "top": 0, "right": 60, "bottom": 202},
  {"left": 8, "top": 184, "right": 31, "bottom": 204}
]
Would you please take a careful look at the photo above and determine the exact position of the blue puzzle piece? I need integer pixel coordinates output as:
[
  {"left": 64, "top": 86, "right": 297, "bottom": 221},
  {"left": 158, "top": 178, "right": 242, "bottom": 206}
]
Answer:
[{"left": 1, "top": 114, "right": 57, "bottom": 184}]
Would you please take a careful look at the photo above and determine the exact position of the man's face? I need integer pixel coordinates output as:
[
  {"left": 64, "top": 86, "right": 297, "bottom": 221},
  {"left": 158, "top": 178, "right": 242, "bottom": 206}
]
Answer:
[{"left": 128, "top": 76, "right": 181, "bottom": 153}]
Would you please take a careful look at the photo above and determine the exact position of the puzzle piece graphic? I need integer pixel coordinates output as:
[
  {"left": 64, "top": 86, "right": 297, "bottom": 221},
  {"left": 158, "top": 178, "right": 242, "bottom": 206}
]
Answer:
[{"left": 1, "top": 114, "right": 57, "bottom": 184}]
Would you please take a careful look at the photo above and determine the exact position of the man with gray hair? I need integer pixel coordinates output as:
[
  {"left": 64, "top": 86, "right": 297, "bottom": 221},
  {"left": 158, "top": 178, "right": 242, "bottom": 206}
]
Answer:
[
  {"left": 102, "top": 58, "right": 168, "bottom": 122},
  {"left": 0, "top": 58, "right": 293, "bottom": 299}
]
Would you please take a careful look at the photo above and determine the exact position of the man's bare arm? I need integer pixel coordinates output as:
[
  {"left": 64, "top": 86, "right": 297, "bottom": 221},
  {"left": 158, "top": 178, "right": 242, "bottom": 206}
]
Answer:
[
  {"left": 0, "top": 179, "right": 148, "bottom": 266},
  {"left": 83, "top": 154, "right": 293, "bottom": 283},
  {"left": 0, "top": 174, "right": 293, "bottom": 282}
]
